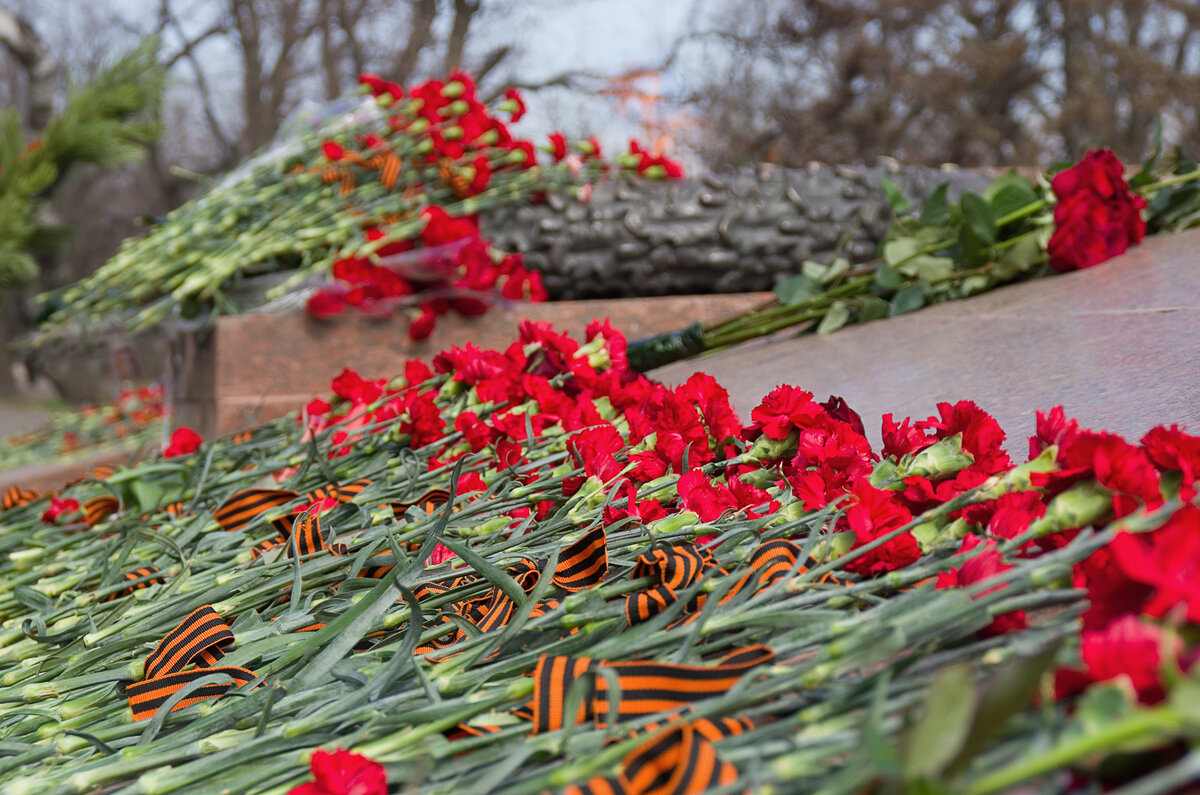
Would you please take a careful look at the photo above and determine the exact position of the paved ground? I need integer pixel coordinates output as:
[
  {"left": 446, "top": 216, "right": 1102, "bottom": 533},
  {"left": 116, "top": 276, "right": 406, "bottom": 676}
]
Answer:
[
  {"left": 0, "top": 402, "right": 50, "bottom": 439},
  {"left": 653, "top": 228, "right": 1200, "bottom": 452}
]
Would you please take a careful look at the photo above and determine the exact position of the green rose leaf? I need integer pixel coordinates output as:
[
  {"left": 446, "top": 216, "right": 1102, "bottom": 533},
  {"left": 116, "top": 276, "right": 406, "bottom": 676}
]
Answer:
[
  {"left": 774, "top": 273, "right": 822, "bottom": 306},
  {"left": 884, "top": 238, "right": 921, "bottom": 267},
  {"left": 890, "top": 285, "right": 925, "bottom": 316},
  {"left": 857, "top": 295, "right": 890, "bottom": 321},
  {"left": 985, "top": 174, "right": 1039, "bottom": 222},
  {"left": 874, "top": 262, "right": 905, "bottom": 290},
  {"left": 881, "top": 177, "right": 911, "bottom": 214},
  {"left": 899, "top": 255, "right": 955, "bottom": 282},
  {"left": 960, "top": 191, "right": 996, "bottom": 244},
  {"left": 993, "top": 234, "right": 1043, "bottom": 281},
  {"left": 919, "top": 183, "right": 950, "bottom": 227},
  {"left": 816, "top": 300, "right": 851, "bottom": 335}
]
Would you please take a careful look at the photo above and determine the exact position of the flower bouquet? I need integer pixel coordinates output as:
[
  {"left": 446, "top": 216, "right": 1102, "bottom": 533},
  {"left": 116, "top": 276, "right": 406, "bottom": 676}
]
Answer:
[
  {"left": 0, "top": 385, "right": 164, "bottom": 471},
  {"left": 29, "top": 70, "right": 681, "bottom": 348},
  {"left": 0, "top": 319, "right": 1197, "bottom": 793}
]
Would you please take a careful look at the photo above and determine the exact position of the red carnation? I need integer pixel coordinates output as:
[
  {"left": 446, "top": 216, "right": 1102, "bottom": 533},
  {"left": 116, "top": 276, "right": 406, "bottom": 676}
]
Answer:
[
  {"left": 548, "top": 132, "right": 568, "bottom": 162},
  {"left": 935, "top": 534, "right": 1027, "bottom": 637},
  {"left": 1054, "top": 615, "right": 1179, "bottom": 705},
  {"left": 321, "top": 141, "right": 346, "bottom": 161},
  {"left": 751, "top": 385, "right": 824, "bottom": 441},
  {"left": 288, "top": 748, "right": 386, "bottom": 795},
  {"left": 164, "top": 426, "right": 203, "bottom": 458},
  {"left": 306, "top": 289, "right": 346, "bottom": 319},
  {"left": 330, "top": 369, "right": 383, "bottom": 405},
  {"left": 41, "top": 496, "right": 82, "bottom": 525},
  {"left": 503, "top": 88, "right": 526, "bottom": 122}
]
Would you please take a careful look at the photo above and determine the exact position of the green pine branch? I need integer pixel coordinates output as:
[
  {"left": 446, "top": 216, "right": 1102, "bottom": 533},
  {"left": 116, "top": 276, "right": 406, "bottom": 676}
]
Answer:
[{"left": 0, "top": 38, "right": 164, "bottom": 288}]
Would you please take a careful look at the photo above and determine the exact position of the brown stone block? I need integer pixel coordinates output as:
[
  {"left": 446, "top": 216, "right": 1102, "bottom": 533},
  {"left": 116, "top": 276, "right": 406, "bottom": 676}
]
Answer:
[{"left": 210, "top": 293, "right": 770, "bottom": 435}]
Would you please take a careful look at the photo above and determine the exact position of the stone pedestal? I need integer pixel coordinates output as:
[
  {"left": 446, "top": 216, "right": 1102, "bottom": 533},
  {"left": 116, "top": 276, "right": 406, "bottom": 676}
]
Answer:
[{"left": 188, "top": 293, "right": 770, "bottom": 436}]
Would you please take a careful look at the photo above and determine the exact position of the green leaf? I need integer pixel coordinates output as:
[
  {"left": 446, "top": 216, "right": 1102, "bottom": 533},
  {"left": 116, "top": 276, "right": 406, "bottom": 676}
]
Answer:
[
  {"left": 774, "top": 273, "right": 822, "bottom": 306},
  {"left": 816, "top": 300, "right": 850, "bottom": 335},
  {"left": 874, "top": 262, "right": 905, "bottom": 290},
  {"left": 13, "top": 586, "right": 54, "bottom": 616},
  {"left": 131, "top": 480, "right": 165, "bottom": 513},
  {"left": 903, "top": 663, "right": 979, "bottom": 781},
  {"left": 801, "top": 260, "right": 828, "bottom": 282},
  {"left": 898, "top": 255, "right": 954, "bottom": 282},
  {"left": 857, "top": 295, "right": 889, "bottom": 321},
  {"left": 945, "top": 643, "right": 1061, "bottom": 776},
  {"left": 881, "top": 178, "right": 911, "bottom": 214},
  {"left": 889, "top": 285, "right": 925, "bottom": 316},
  {"left": 985, "top": 174, "right": 1039, "bottom": 222},
  {"left": 960, "top": 191, "right": 996, "bottom": 244},
  {"left": 992, "top": 234, "right": 1043, "bottom": 281},
  {"left": 884, "top": 238, "right": 921, "bottom": 267},
  {"left": 919, "top": 184, "right": 950, "bottom": 227}
]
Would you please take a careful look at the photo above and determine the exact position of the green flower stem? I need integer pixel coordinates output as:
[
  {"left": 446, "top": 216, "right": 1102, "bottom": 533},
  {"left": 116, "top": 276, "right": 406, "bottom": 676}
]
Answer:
[
  {"left": 966, "top": 707, "right": 1183, "bottom": 795},
  {"left": 1134, "top": 168, "right": 1200, "bottom": 194},
  {"left": 995, "top": 197, "right": 1050, "bottom": 227}
]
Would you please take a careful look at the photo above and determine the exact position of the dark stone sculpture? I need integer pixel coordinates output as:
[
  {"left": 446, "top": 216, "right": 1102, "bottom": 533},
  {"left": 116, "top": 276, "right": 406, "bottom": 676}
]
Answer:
[{"left": 481, "top": 162, "right": 993, "bottom": 299}]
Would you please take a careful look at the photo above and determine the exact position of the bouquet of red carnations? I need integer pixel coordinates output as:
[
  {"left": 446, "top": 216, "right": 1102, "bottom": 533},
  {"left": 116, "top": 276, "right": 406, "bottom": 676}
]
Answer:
[{"left": 0, "top": 319, "right": 1197, "bottom": 794}]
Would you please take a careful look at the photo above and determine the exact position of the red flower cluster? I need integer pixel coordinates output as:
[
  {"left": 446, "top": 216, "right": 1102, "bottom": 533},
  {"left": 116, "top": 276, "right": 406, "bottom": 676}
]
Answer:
[
  {"left": 306, "top": 206, "right": 546, "bottom": 338},
  {"left": 163, "top": 426, "right": 203, "bottom": 459},
  {"left": 1047, "top": 149, "right": 1147, "bottom": 272},
  {"left": 41, "top": 496, "right": 81, "bottom": 525},
  {"left": 627, "top": 139, "right": 684, "bottom": 179},
  {"left": 288, "top": 748, "right": 386, "bottom": 795}
]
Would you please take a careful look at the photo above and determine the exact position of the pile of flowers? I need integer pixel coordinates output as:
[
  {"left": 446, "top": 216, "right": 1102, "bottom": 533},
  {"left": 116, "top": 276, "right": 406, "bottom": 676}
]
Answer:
[
  {"left": 31, "top": 68, "right": 681, "bottom": 346},
  {"left": 0, "top": 320, "right": 1197, "bottom": 794},
  {"left": 0, "top": 385, "right": 163, "bottom": 470}
]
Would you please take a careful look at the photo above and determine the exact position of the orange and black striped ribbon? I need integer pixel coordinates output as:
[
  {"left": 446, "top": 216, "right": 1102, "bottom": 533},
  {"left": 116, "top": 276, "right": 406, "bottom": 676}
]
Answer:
[
  {"left": 125, "top": 606, "right": 256, "bottom": 721},
  {"left": 2, "top": 485, "right": 38, "bottom": 511},
  {"left": 707, "top": 538, "right": 844, "bottom": 613},
  {"left": 551, "top": 527, "right": 608, "bottom": 592},
  {"left": 106, "top": 566, "right": 165, "bottom": 601},
  {"left": 215, "top": 479, "right": 374, "bottom": 533},
  {"left": 563, "top": 715, "right": 752, "bottom": 795},
  {"left": 215, "top": 488, "right": 299, "bottom": 533},
  {"left": 232, "top": 431, "right": 253, "bottom": 444},
  {"left": 414, "top": 531, "right": 609, "bottom": 656},
  {"left": 83, "top": 495, "right": 121, "bottom": 526},
  {"left": 391, "top": 488, "right": 452, "bottom": 521},
  {"left": 528, "top": 644, "right": 774, "bottom": 734},
  {"left": 624, "top": 544, "right": 720, "bottom": 627}
]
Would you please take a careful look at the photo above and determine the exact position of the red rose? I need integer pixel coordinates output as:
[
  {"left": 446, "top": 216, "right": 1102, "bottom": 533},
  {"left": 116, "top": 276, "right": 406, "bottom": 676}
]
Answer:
[
  {"left": 1047, "top": 149, "right": 1146, "bottom": 273},
  {"left": 288, "top": 748, "right": 386, "bottom": 795},
  {"left": 164, "top": 426, "right": 203, "bottom": 458}
]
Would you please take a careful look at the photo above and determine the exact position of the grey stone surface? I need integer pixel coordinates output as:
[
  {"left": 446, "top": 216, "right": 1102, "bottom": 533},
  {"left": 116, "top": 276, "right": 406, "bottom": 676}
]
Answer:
[
  {"left": 651, "top": 228, "right": 1200, "bottom": 451},
  {"left": 482, "top": 163, "right": 993, "bottom": 299}
]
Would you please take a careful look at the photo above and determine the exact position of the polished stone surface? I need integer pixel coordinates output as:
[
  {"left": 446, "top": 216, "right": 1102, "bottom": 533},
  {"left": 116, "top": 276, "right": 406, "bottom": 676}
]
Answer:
[{"left": 653, "top": 228, "right": 1200, "bottom": 451}]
